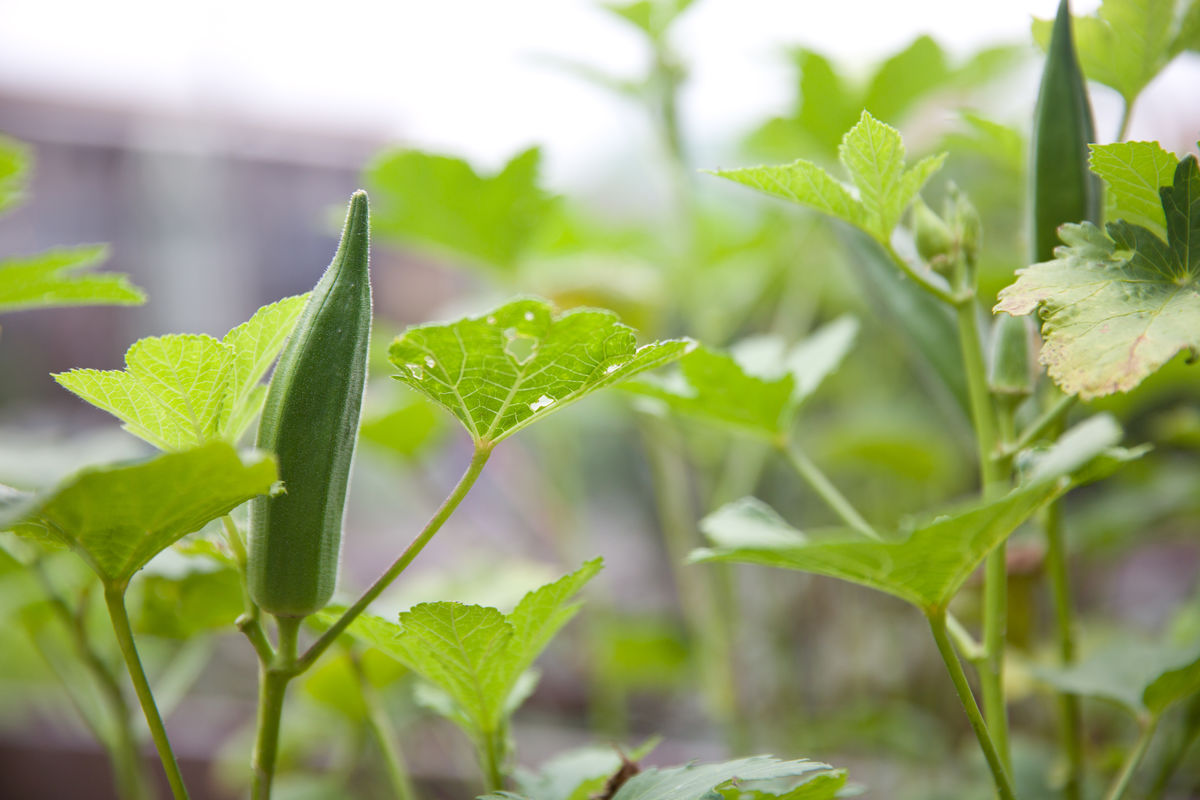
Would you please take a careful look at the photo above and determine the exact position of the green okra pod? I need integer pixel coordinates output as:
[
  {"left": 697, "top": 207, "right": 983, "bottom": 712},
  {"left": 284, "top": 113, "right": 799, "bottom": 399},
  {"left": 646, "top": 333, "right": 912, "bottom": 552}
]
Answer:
[{"left": 248, "top": 191, "right": 372, "bottom": 618}]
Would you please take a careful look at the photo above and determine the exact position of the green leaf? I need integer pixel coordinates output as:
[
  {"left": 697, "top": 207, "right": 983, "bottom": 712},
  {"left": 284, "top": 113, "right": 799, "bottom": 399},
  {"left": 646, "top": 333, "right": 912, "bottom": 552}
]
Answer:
[
  {"left": 365, "top": 147, "right": 556, "bottom": 273},
  {"left": 0, "top": 134, "right": 29, "bottom": 216},
  {"left": 360, "top": 390, "right": 444, "bottom": 462},
  {"left": 389, "top": 298, "right": 691, "bottom": 446},
  {"left": 692, "top": 483, "right": 1057, "bottom": 614},
  {"left": 334, "top": 560, "right": 602, "bottom": 737},
  {"left": 602, "top": 0, "right": 695, "bottom": 41},
  {"left": 624, "top": 317, "right": 857, "bottom": 439},
  {"left": 222, "top": 293, "right": 309, "bottom": 439},
  {"left": 55, "top": 297, "right": 308, "bottom": 448},
  {"left": 1031, "top": 0, "right": 1189, "bottom": 108},
  {"left": 1034, "top": 635, "right": 1200, "bottom": 716},
  {"left": 0, "top": 246, "right": 145, "bottom": 314},
  {"left": 996, "top": 154, "right": 1200, "bottom": 398},
  {"left": 1089, "top": 141, "right": 1179, "bottom": 235},
  {"left": 135, "top": 564, "right": 244, "bottom": 638},
  {"left": 0, "top": 442, "right": 276, "bottom": 584},
  {"left": 712, "top": 112, "right": 944, "bottom": 245}
]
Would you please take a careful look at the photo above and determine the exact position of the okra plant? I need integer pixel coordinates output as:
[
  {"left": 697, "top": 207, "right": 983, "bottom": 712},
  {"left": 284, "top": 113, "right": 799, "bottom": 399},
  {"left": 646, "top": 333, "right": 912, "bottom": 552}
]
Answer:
[{"left": 2, "top": 0, "right": 1200, "bottom": 798}]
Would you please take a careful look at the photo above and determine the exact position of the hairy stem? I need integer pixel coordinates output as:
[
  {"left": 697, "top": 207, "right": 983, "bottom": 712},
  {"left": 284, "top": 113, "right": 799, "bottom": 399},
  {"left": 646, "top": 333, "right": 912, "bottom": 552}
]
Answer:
[
  {"left": 299, "top": 445, "right": 493, "bottom": 672},
  {"left": 1104, "top": 715, "right": 1160, "bottom": 800},
  {"left": 928, "top": 613, "right": 1016, "bottom": 800},
  {"left": 780, "top": 440, "right": 879, "bottom": 540},
  {"left": 103, "top": 582, "right": 190, "bottom": 800},
  {"left": 251, "top": 616, "right": 301, "bottom": 800}
]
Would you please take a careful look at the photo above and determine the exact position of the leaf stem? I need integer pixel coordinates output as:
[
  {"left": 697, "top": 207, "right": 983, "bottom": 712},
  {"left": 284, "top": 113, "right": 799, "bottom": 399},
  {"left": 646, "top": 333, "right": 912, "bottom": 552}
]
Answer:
[
  {"left": 1104, "top": 715, "right": 1160, "bottom": 800},
  {"left": 779, "top": 440, "right": 880, "bottom": 540},
  {"left": 250, "top": 615, "right": 301, "bottom": 800},
  {"left": 928, "top": 612, "right": 1016, "bottom": 800},
  {"left": 350, "top": 652, "right": 416, "bottom": 800},
  {"left": 883, "top": 241, "right": 959, "bottom": 305},
  {"left": 1003, "top": 392, "right": 1077, "bottom": 457},
  {"left": 103, "top": 582, "right": 191, "bottom": 800},
  {"left": 1043, "top": 499, "right": 1084, "bottom": 800},
  {"left": 298, "top": 444, "right": 493, "bottom": 672},
  {"left": 954, "top": 297, "right": 1011, "bottom": 769}
]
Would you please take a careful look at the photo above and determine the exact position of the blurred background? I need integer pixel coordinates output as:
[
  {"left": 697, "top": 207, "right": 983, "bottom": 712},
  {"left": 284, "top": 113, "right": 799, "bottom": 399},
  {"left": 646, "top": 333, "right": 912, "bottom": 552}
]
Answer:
[{"left": 2, "top": 0, "right": 1200, "bottom": 798}]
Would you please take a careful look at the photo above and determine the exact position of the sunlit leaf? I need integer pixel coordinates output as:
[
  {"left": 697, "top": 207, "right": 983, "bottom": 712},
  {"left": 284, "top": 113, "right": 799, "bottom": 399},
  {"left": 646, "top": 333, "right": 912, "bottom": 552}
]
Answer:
[
  {"left": 365, "top": 147, "right": 556, "bottom": 273},
  {"left": 0, "top": 246, "right": 144, "bottom": 314},
  {"left": 624, "top": 317, "right": 857, "bottom": 439},
  {"left": 0, "top": 442, "right": 276, "bottom": 584},
  {"left": 222, "top": 293, "right": 309, "bottom": 439},
  {"left": 693, "top": 484, "right": 1058, "bottom": 614},
  {"left": 389, "top": 299, "right": 691, "bottom": 446},
  {"left": 996, "top": 154, "right": 1200, "bottom": 398},
  {"left": 1089, "top": 141, "right": 1179, "bottom": 236}
]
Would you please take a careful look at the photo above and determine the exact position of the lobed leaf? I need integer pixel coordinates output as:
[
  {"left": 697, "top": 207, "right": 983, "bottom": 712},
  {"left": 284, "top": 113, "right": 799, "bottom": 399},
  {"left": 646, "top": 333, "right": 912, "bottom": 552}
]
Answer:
[
  {"left": 389, "top": 298, "right": 691, "bottom": 446},
  {"left": 222, "top": 294, "right": 309, "bottom": 438},
  {"left": 0, "top": 245, "right": 144, "bottom": 314},
  {"left": 1090, "top": 141, "right": 1179, "bottom": 235},
  {"left": 996, "top": 154, "right": 1200, "bottom": 398},
  {"left": 0, "top": 442, "right": 276, "bottom": 584},
  {"left": 365, "top": 147, "right": 555, "bottom": 273},
  {"left": 624, "top": 317, "right": 857, "bottom": 439}
]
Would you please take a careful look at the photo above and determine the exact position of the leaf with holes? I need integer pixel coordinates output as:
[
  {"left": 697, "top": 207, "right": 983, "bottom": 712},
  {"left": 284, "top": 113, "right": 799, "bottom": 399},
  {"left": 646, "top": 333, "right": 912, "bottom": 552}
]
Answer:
[
  {"left": 996, "top": 153, "right": 1200, "bottom": 398},
  {"left": 55, "top": 295, "right": 308, "bottom": 449},
  {"left": 389, "top": 299, "right": 691, "bottom": 446},
  {"left": 0, "top": 442, "right": 276, "bottom": 584},
  {"left": 624, "top": 316, "right": 858, "bottom": 440},
  {"left": 0, "top": 246, "right": 145, "bottom": 314},
  {"left": 712, "top": 111, "right": 944, "bottom": 245}
]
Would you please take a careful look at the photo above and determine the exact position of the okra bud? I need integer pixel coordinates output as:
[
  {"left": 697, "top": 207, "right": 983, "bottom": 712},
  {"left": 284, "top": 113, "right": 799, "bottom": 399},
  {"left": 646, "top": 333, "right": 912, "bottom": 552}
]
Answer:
[{"left": 248, "top": 192, "right": 372, "bottom": 618}]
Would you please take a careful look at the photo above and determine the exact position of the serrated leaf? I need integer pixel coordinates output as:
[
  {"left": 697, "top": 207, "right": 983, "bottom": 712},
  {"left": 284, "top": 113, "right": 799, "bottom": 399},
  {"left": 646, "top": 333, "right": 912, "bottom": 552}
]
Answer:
[
  {"left": 222, "top": 293, "right": 309, "bottom": 434},
  {"left": 624, "top": 317, "right": 857, "bottom": 439},
  {"left": 365, "top": 147, "right": 555, "bottom": 273},
  {"left": 996, "top": 154, "right": 1200, "bottom": 398},
  {"left": 713, "top": 112, "right": 943, "bottom": 246},
  {"left": 719, "top": 772, "right": 848, "bottom": 800},
  {"left": 332, "top": 560, "right": 601, "bottom": 740},
  {"left": 0, "top": 442, "right": 276, "bottom": 584},
  {"left": 1034, "top": 635, "right": 1200, "bottom": 716},
  {"left": 0, "top": 245, "right": 145, "bottom": 314},
  {"left": 1089, "top": 141, "right": 1179, "bottom": 235},
  {"left": 693, "top": 484, "right": 1057, "bottom": 614},
  {"left": 0, "top": 134, "right": 29, "bottom": 216},
  {"left": 56, "top": 334, "right": 236, "bottom": 450},
  {"left": 504, "top": 740, "right": 660, "bottom": 800},
  {"left": 1031, "top": 0, "right": 1189, "bottom": 107},
  {"left": 360, "top": 390, "right": 444, "bottom": 462},
  {"left": 389, "top": 298, "right": 691, "bottom": 446}
]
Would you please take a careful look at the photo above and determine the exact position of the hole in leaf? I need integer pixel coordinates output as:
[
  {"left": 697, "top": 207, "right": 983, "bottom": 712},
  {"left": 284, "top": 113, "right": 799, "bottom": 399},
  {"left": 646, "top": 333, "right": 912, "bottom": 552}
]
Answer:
[{"left": 505, "top": 333, "right": 538, "bottom": 364}]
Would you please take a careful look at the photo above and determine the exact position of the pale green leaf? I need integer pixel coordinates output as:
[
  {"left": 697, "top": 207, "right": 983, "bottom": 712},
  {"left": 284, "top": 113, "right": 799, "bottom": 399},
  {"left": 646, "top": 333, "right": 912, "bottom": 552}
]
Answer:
[
  {"left": 1089, "top": 141, "right": 1179, "bottom": 234},
  {"left": 613, "top": 756, "right": 842, "bottom": 800},
  {"left": 505, "top": 740, "right": 661, "bottom": 800},
  {"left": 222, "top": 293, "right": 309, "bottom": 429},
  {"left": 624, "top": 317, "right": 857, "bottom": 439},
  {"left": 1177, "top": 0, "right": 1200, "bottom": 52},
  {"left": 0, "top": 246, "right": 145, "bottom": 314},
  {"left": 707, "top": 160, "right": 866, "bottom": 233},
  {"left": 838, "top": 111, "right": 947, "bottom": 240},
  {"left": 719, "top": 773, "right": 848, "bottom": 800},
  {"left": 1020, "top": 414, "right": 1124, "bottom": 485},
  {"left": 602, "top": 0, "right": 695, "bottom": 40},
  {"left": 506, "top": 558, "right": 603, "bottom": 677},
  {"left": 692, "top": 483, "right": 1057, "bottom": 613},
  {"left": 1034, "top": 635, "right": 1200, "bottom": 716},
  {"left": 996, "top": 155, "right": 1200, "bottom": 398},
  {"left": 389, "top": 298, "right": 691, "bottom": 446},
  {"left": 365, "top": 147, "right": 555, "bottom": 273},
  {"left": 56, "top": 334, "right": 236, "bottom": 450},
  {"left": 0, "top": 134, "right": 29, "bottom": 216},
  {"left": 0, "top": 442, "right": 276, "bottom": 583},
  {"left": 1032, "top": 0, "right": 1184, "bottom": 107},
  {"left": 360, "top": 391, "right": 444, "bottom": 462}
]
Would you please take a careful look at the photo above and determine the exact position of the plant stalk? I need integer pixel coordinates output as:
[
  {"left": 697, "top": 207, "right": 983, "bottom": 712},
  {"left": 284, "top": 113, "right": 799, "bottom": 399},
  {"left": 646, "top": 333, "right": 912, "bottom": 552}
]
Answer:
[
  {"left": 299, "top": 444, "right": 493, "bottom": 672},
  {"left": 1104, "top": 715, "right": 1160, "bottom": 800},
  {"left": 1043, "top": 498, "right": 1084, "bottom": 800},
  {"left": 480, "top": 725, "right": 507, "bottom": 793},
  {"left": 928, "top": 613, "right": 1016, "bottom": 800},
  {"left": 251, "top": 615, "right": 301, "bottom": 800},
  {"left": 779, "top": 440, "right": 879, "bottom": 540},
  {"left": 350, "top": 652, "right": 416, "bottom": 800},
  {"left": 103, "top": 582, "right": 191, "bottom": 800}
]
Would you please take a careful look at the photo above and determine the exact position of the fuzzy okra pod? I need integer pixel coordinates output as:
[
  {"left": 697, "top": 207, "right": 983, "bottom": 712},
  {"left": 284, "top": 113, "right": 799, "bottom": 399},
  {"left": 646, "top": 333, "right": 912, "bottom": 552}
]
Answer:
[{"left": 248, "top": 191, "right": 372, "bottom": 618}]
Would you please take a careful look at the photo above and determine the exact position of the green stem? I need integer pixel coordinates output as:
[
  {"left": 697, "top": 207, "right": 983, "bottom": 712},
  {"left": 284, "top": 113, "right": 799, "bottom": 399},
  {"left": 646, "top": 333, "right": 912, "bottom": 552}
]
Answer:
[
  {"left": 928, "top": 613, "right": 1016, "bottom": 800},
  {"left": 480, "top": 725, "right": 507, "bottom": 793},
  {"left": 103, "top": 582, "right": 190, "bottom": 800},
  {"left": 955, "top": 298, "right": 1011, "bottom": 769},
  {"left": 1116, "top": 100, "right": 1134, "bottom": 144},
  {"left": 1104, "top": 715, "right": 1160, "bottom": 800},
  {"left": 1147, "top": 694, "right": 1200, "bottom": 799},
  {"left": 1004, "top": 393, "right": 1076, "bottom": 457},
  {"left": 298, "top": 444, "right": 493, "bottom": 672},
  {"left": 1043, "top": 500, "right": 1084, "bottom": 800},
  {"left": 350, "top": 652, "right": 416, "bottom": 800},
  {"left": 225, "top": 515, "right": 275, "bottom": 663},
  {"left": 883, "top": 241, "right": 958, "bottom": 305},
  {"left": 251, "top": 616, "right": 301, "bottom": 800},
  {"left": 779, "top": 440, "right": 879, "bottom": 540}
]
